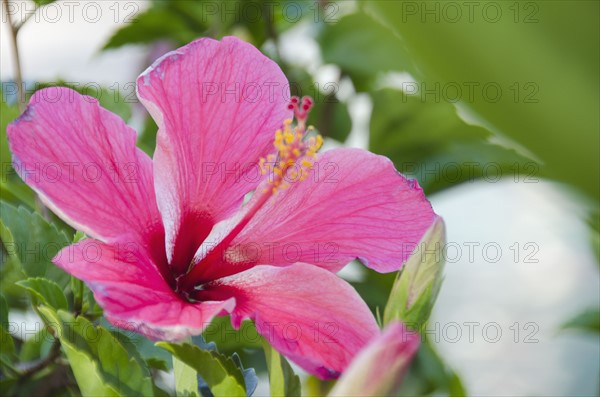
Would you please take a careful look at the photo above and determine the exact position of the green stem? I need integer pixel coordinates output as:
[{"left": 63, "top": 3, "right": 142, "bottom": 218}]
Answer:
[
  {"left": 0, "top": 356, "right": 21, "bottom": 377},
  {"left": 18, "top": 338, "right": 61, "bottom": 380},
  {"left": 2, "top": 0, "right": 26, "bottom": 112},
  {"left": 71, "top": 277, "right": 84, "bottom": 316}
]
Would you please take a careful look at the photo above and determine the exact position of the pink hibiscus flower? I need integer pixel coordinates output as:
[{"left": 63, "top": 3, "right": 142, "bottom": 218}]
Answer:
[{"left": 7, "top": 36, "right": 437, "bottom": 379}]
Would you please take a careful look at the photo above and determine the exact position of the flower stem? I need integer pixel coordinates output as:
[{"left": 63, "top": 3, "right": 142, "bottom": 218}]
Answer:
[
  {"left": 19, "top": 338, "right": 61, "bottom": 380},
  {"left": 2, "top": 0, "right": 32, "bottom": 112}
]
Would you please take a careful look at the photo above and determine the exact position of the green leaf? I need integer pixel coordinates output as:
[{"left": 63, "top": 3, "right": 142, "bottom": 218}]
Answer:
[
  {"left": 0, "top": 294, "right": 8, "bottom": 330},
  {"left": 103, "top": 6, "right": 204, "bottom": 49},
  {"left": 262, "top": 340, "right": 301, "bottom": 397},
  {"left": 37, "top": 307, "right": 154, "bottom": 397},
  {"left": 0, "top": 202, "right": 70, "bottom": 288},
  {"left": 72, "top": 231, "right": 86, "bottom": 243},
  {"left": 146, "top": 358, "right": 169, "bottom": 372},
  {"left": 230, "top": 352, "right": 258, "bottom": 397},
  {"left": 18, "top": 327, "right": 53, "bottom": 362},
  {"left": 202, "top": 317, "right": 262, "bottom": 351},
  {"left": 0, "top": 89, "right": 36, "bottom": 209},
  {"left": 70, "top": 232, "right": 86, "bottom": 314},
  {"left": 16, "top": 277, "right": 68, "bottom": 311},
  {"left": 157, "top": 341, "right": 246, "bottom": 397},
  {"left": 33, "top": 0, "right": 57, "bottom": 6},
  {"left": 319, "top": 12, "right": 414, "bottom": 91},
  {"left": 308, "top": 95, "right": 352, "bottom": 143},
  {"left": 370, "top": 89, "right": 533, "bottom": 194},
  {"left": 304, "top": 375, "right": 335, "bottom": 397},
  {"left": 0, "top": 327, "right": 16, "bottom": 362},
  {"left": 174, "top": 352, "right": 199, "bottom": 397},
  {"left": 137, "top": 116, "right": 159, "bottom": 156},
  {"left": 368, "top": 1, "right": 599, "bottom": 200},
  {"left": 33, "top": 82, "right": 133, "bottom": 123},
  {"left": 280, "top": 65, "right": 353, "bottom": 143},
  {"left": 562, "top": 308, "right": 600, "bottom": 333},
  {"left": 398, "top": 338, "right": 466, "bottom": 396},
  {"left": 384, "top": 217, "right": 445, "bottom": 328}
]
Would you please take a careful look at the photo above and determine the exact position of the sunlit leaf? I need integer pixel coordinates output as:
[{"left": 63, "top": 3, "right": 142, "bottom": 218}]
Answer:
[
  {"left": 262, "top": 341, "right": 301, "bottom": 397},
  {"left": 157, "top": 341, "right": 246, "bottom": 397},
  {"left": 174, "top": 352, "right": 199, "bottom": 397},
  {"left": 38, "top": 307, "right": 154, "bottom": 397},
  {"left": 16, "top": 277, "right": 68, "bottom": 311}
]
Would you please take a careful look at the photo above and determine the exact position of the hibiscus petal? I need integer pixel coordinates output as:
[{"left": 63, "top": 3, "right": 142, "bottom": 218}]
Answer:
[
  {"left": 329, "top": 321, "right": 420, "bottom": 396},
  {"left": 217, "top": 148, "right": 437, "bottom": 276},
  {"left": 197, "top": 263, "right": 379, "bottom": 379},
  {"left": 54, "top": 240, "right": 234, "bottom": 341},
  {"left": 7, "top": 88, "right": 166, "bottom": 268},
  {"left": 137, "top": 36, "right": 291, "bottom": 270}
]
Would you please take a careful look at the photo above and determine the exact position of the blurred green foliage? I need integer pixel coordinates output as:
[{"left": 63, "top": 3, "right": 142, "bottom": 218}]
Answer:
[{"left": 366, "top": 0, "right": 599, "bottom": 201}]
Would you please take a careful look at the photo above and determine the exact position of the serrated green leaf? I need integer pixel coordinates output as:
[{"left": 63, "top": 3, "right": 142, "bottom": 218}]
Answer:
[
  {"left": 72, "top": 231, "right": 86, "bottom": 243},
  {"left": 96, "top": 327, "right": 154, "bottom": 396},
  {"left": 230, "top": 352, "right": 258, "bottom": 397},
  {"left": 157, "top": 341, "right": 246, "bottom": 397},
  {"left": 384, "top": 217, "right": 445, "bottom": 328},
  {"left": 174, "top": 353, "right": 199, "bottom": 397},
  {"left": 17, "top": 277, "right": 68, "bottom": 311},
  {"left": 37, "top": 307, "right": 154, "bottom": 397},
  {"left": 0, "top": 202, "right": 70, "bottom": 288},
  {"left": 146, "top": 357, "right": 169, "bottom": 372},
  {"left": 262, "top": 341, "right": 301, "bottom": 397},
  {"left": 38, "top": 307, "right": 119, "bottom": 397}
]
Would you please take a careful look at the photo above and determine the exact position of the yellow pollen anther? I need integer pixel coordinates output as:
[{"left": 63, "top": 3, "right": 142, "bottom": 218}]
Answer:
[
  {"left": 259, "top": 122, "right": 323, "bottom": 193},
  {"left": 258, "top": 97, "right": 322, "bottom": 194}
]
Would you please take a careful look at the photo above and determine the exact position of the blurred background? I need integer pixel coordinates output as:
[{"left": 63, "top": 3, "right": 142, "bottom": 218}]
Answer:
[{"left": 1, "top": 1, "right": 599, "bottom": 396}]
